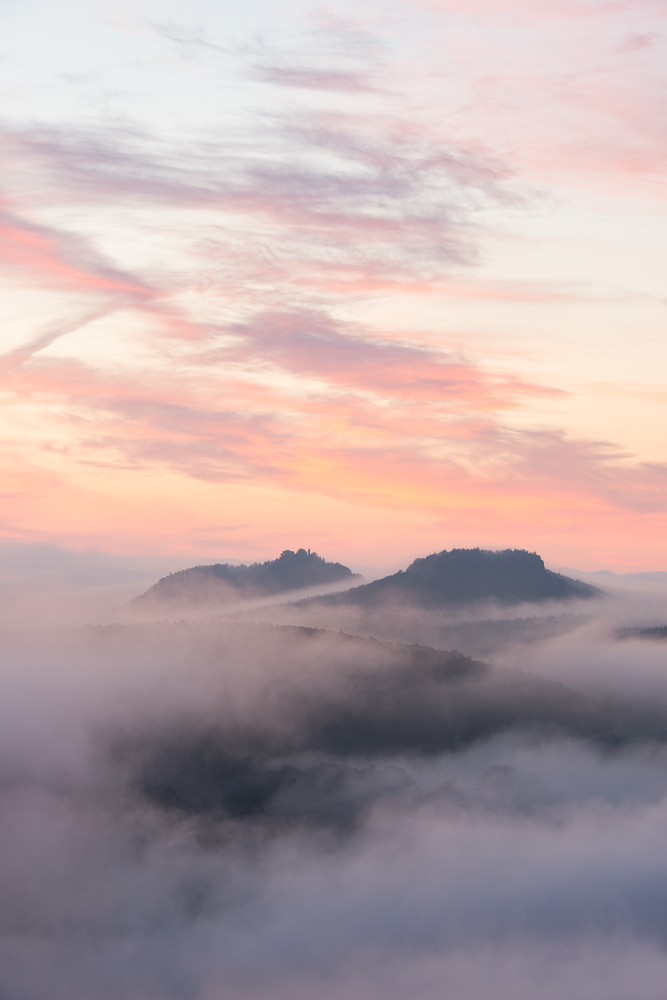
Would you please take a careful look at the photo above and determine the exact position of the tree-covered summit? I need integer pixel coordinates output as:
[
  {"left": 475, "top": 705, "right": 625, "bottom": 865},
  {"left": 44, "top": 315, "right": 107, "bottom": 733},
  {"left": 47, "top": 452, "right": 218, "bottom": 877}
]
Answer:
[
  {"left": 312, "top": 547, "right": 601, "bottom": 608},
  {"left": 132, "top": 549, "right": 358, "bottom": 607}
]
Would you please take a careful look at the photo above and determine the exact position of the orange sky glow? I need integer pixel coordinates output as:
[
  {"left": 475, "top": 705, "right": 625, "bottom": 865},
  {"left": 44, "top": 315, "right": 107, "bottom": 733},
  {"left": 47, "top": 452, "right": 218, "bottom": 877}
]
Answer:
[{"left": 1, "top": 0, "right": 666, "bottom": 572}]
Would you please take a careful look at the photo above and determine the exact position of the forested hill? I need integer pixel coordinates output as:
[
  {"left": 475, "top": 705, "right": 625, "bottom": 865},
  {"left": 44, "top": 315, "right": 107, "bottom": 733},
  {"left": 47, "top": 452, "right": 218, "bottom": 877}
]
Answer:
[
  {"left": 132, "top": 549, "right": 359, "bottom": 607},
  {"left": 307, "top": 548, "right": 602, "bottom": 608}
]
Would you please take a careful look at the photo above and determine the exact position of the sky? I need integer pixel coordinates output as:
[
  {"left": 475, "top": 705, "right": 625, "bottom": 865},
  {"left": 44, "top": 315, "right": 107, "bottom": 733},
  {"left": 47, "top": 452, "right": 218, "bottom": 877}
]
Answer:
[{"left": 1, "top": 0, "right": 666, "bottom": 572}]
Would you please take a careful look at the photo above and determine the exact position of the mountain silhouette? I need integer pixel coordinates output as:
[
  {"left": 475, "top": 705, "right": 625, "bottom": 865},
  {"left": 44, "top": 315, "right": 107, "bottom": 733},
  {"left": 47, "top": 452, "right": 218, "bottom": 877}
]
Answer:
[
  {"left": 131, "top": 549, "right": 359, "bottom": 608},
  {"left": 302, "top": 548, "right": 601, "bottom": 608}
]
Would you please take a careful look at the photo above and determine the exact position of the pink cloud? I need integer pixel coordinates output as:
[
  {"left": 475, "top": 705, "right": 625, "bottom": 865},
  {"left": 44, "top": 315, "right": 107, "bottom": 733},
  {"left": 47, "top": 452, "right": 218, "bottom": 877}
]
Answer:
[
  {"left": 1, "top": 327, "right": 666, "bottom": 567},
  {"left": 218, "top": 310, "right": 559, "bottom": 411},
  {"left": 2, "top": 312, "right": 664, "bottom": 536},
  {"left": 407, "top": 0, "right": 667, "bottom": 186},
  {"left": 255, "top": 67, "right": 377, "bottom": 92},
  {"left": 0, "top": 2, "right": 664, "bottom": 566},
  {"left": 416, "top": 0, "right": 662, "bottom": 21},
  {"left": 0, "top": 208, "right": 152, "bottom": 300},
  {"left": 1, "top": 108, "right": 517, "bottom": 303}
]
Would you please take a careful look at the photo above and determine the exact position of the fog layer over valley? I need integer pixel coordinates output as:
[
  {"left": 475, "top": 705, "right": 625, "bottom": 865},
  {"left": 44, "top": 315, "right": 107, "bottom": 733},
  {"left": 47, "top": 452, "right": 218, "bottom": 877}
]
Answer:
[
  {"left": 133, "top": 547, "right": 608, "bottom": 658},
  {"left": 3, "top": 606, "right": 667, "bottom": 998}
]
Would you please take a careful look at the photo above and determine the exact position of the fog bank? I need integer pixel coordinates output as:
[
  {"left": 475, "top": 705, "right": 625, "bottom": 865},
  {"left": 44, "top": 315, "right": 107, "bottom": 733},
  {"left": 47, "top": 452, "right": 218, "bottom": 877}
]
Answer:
[{"left": 1, "top": 617, "right": 667, "bottom": 997}]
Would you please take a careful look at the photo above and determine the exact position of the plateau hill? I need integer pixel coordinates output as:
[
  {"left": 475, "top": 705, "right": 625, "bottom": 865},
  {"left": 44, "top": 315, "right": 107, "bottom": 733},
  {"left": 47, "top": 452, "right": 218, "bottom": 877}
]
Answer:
[{"left": 302, "top": 548, "right": 601, "bottom": 609}]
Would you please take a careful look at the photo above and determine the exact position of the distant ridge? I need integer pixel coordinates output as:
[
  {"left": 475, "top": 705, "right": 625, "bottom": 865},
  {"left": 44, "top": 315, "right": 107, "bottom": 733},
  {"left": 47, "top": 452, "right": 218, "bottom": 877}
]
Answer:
[
  {"left": 131, "top": 549, "right": 359, "bottom": 608},
  {"left": 617, "top": 626, "right": 667, "bottom": 641},
  {"left": 300, "top": 548, "right": 602, "bottom": 609}
]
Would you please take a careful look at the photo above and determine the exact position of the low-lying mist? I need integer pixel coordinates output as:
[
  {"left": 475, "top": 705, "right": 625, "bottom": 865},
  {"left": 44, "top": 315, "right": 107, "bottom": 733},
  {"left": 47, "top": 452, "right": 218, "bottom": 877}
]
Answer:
[{"left": 2, "top": 611, "right": 667, "bottom": 998}]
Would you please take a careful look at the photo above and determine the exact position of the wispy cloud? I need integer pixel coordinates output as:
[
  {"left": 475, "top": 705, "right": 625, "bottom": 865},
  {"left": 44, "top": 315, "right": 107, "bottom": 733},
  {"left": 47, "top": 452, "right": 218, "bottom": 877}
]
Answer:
[
  {"left": 0, "top": 0, "right": 664, "bottom": 563},
  {"left": 0, "top": 206, "right": 153, "bottom": 300},
  {"left": 255, "top": 66, "right": 378, "bottom": 92}
]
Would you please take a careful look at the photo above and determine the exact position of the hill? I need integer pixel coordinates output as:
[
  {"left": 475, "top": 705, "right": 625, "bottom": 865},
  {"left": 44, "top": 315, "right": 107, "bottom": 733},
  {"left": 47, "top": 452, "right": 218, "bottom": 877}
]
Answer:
[
  {"left": 5, "top": 619, "right": 660, "bottom": 804},
  {"left": 303, "top": 548, "right": 601, "bottom": 609},
  {"left": 617, "top": 625, "right": 667, "bottom": 641},
  {"left": 131, "top": 548, "right": 359, "bottom": 608}
]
